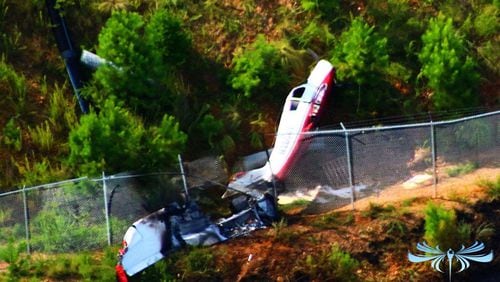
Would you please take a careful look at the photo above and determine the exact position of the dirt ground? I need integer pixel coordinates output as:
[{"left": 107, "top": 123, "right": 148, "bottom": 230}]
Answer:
[
  {"left": 213, "top": 167, "right": 500, "bottom": 282},
  {"left": 338, "top": 167, "right": 500, "bottom": 212}
]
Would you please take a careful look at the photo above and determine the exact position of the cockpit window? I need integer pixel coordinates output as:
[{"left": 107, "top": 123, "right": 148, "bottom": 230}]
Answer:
[
  {"left": 292, "top": 86, "right": 305, "bottom": 98},
  {"left": 290, "top": 100, "right": 299, "bottom": 110}
]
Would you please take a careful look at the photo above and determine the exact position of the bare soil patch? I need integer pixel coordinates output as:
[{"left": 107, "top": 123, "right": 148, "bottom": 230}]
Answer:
[{"left": 212, "top": 167, "right": 500, "bottom": 281}]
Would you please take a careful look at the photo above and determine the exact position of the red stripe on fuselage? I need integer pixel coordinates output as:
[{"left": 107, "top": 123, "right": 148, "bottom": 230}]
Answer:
[{"left": 274, "top": 69, "right": 335, "bottom": 180}]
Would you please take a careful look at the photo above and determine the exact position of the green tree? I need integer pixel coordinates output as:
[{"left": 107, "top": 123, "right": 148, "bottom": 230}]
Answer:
[
  {"left": 418, "top": 13, "right": 479, "bottom": 110},
  {"left": 145, "top": 114, "right": 188, "bottom": 170},
  {"left": 93, "top": 11, "right": 157, "bottom": 107},
  {"left": 424, "top": 203, "right": 471, "bottom": 250},
  {"left": 331, "top": 17, "right": 398, "bottom": 116},
  {"left": 67, "top": 100, "right": 145, "bottom": 175},
  {"left": 92, "top": 10, "right": 190, "bottom": 119},
  {"left": 67, "top": 100, "right": 186, "bottom": 175},
  {"left": 145, "top": 9, "right": 191, "bottom": 69},
  {"left": 332, "top": 17, "right": 389, "bottom": 85},
  {"left": 229, "top": 34, "right": 291, "bottom": 103}
]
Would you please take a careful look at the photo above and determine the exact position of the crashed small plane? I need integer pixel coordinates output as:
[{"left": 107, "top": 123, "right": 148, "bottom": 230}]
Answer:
[
  {"left": 115, "top": 60, "right": 335, "bottom": 281},
  {"left": 44, "top": 2, "right": 335, "bottom": 280}
]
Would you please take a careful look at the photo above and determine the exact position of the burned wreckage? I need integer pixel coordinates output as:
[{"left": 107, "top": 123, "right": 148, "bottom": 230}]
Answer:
[{"left": 115, "top": 60, "right": 336, "bottom": 280}]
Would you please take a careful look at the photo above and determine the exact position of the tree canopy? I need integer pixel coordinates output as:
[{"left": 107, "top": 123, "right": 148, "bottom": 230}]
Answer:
[{"left": 0, "top": 0, "right": 497, "bottom": 187}]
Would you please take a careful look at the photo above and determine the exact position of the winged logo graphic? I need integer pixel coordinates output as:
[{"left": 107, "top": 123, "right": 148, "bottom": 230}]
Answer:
[{"left": 408, "top": 241, "right": 493, "bottom": 281}]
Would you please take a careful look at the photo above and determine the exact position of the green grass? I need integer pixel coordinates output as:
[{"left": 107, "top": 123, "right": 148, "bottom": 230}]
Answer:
[
  {"left": 447, "top": 190, "right": 470, "bottom": 204},
  {"left": 311, "top": 212, "right": 355, "bottom": 230},
  {"left": 445, "top": 162, "right": 478, "bottom": 177},
  {"left": 0, "top": 245, "right": 118, "bottom": 281},
  {"left": 279, "top": 199, "right": 311, "bottom": 213},
  {"left": 299, "top": 243, "right": 359, "bottom": 282},
  {"left": 361, "top": 202, "right": 396, "bottom": 219},
  {"left": 269, "top": 218, "right": 299, "bottom": 243},
  {"left": 28, "top": 121, "right": 55, "bottom": 152},
  {"left": 477, "top": 175, "right": 500, "bottom": 200},
  {"left": 401, "top": 197, "right": 417, "bottom": 207}
]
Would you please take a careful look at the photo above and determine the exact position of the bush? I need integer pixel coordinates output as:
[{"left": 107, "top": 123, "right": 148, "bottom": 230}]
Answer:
[
  {"left": 418, "top": 13, "right": 479, "bottom": 110},
  {"left": 92, "top": 9, "right": 190, "bottom": 119},
  {"left": 2, "top": 118, "right": 22, "bottom": 151},
  {"left": 477, "top": 176, "right": 500, "bottom": 201},
  {"left": 28, "top": 121, "right": 54, "bottom": 152},
  {"left": 14, "top": 156, "right": 68, "bottom": 186},
  {"left": 424, "top": 202, "right": 471, "bottom": 250},
  {"left": 301, "top": 243, "right": 359, "bottom": 282},
  {"left": 361, "top": 202, "right": 396, "bottom": 219},
  {"left": 145, "top": 9, "right": 191, "bottom": 69},
  {"left": 31, "top": 208, "right": 106, "bottom": 253},
  {"left": 47, "top": 83, "right": 78, "bottom": 133},
  {"left": 67, "top": 100, "right": 186, "bottom": 175},
  {"left": 0, "top": 58, "right": 27, "bottom": 114},
  {"left": 445, "top": 162, "right": 478, "bottom": 177},
  {"left": 473, "top": 4, "right": 499, "bottom": 37},
  {"left": 270, "top": 218, "right": 299, "bottom": 243},
  {"left": 332, "top": 17, "right": 388, "bottom": 85},
  {"left": 330, "top": 16, "right": 402, "bottom": 117},
  {"left": 229, "top": 34, "right": 291, "bottom": 103}
]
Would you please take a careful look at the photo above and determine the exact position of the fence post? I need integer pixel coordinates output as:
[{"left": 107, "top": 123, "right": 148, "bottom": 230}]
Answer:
[
  {"left": 102, "top": 172, "right": 112, "bottom": 246},
  {"left": 178, "top": 155, "right": 189, "bottom": 200},
  {"left": 22, "top": 185, "right": 31, "bottom": 254},
  {"left": 341, "top": 123, "right": 355, "bottom": 210},
  {"left": 430, "top": 119, "right": 437, "bottom": 198}
]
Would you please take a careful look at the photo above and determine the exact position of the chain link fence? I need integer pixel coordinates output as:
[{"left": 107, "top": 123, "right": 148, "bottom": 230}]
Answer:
[
  {"left": 0, "top": 111, "right": 498, "bottom": 254},
  {"left": 0, "top": 172, "right": 188, "bottom": 254},
  {"left": 284, "top": 111, "right": 499, "bottom": 213}
]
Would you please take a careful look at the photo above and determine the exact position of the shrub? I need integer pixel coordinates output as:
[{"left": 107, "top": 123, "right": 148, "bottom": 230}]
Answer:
[
  {"left": 144, "top": 114, "right": 188, "bottom": 170},
  {"left": 14, "top": 156, "right": 68, "bottom": 186},
  {"left": 473, "top": 4, "right": 499, "bottom": 37},
  {"left": 445, "top": 162, "right": 477, "bottom": 177},
  {"left": 145, "top": 9, "right": 191, "bottom": 69},
  {"left": 92, "top": 9, "right": 190, "bottom": 120},
  {"left": 477, "top": 176, "right": 500, "bottom": 200},
  {"left": 48, "top": 83, "right": 78, "bottom": 132},
  {"left": 385, "top": 219, "right": 408, "bottom": 238},
  {"left": 0, "top": 239, "right": 24, "bottom": 264},
  {"left": 361, "top": 202, "right": 396, "bottom": 219},
  {"left": 302, "top": 243, "right": 359, "bottom": 282},
  {"left": 0, "top": 239, "right": 30, "bottom": 278},
  {"left": 28, "top": 121, "right": 54, "bottom": 152},
  {"left": 331, "top": 17, "right": 388, "bottom": 84},
  {"left": 67, "top": 100, "right": 186, "bottom": 175},
  {"left": 418, "top": 13, "right": 479, "bottom": 110},
  {"left": 229, "top": 34, "right": 291, "bottom": 103},
  {"left": 2, "top": 118, "right": 22, "bottom": 151},
  {"left": 94, "top": 11, "right": 156, "bottom": 106},
  {"left": 175, "top": 247, "right": 220, "bottom": 280},
  {"left": 330, "top": 16, "right": 400, "bottom": 117},
  {"left": 31, "top": 208, "right": 106, "bottom": 253},
  {"left": 424, "top": 202, "right": 471, "bottom": 250},
  {"left": 270, "top": 218, "right": 297, "bottom": 243},
  {"left": 0, "top": 57, "right": 27, "bottom": 114}
]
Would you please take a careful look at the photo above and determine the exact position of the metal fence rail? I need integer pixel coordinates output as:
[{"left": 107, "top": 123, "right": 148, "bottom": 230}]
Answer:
[
  {"left": 0, "top": 171, "right": 186, "bottom": 254},
  {"left": 284, "top": 110, "right": 499, "bottom": 212},
  {"left": 0, "top": 111, "right": 498, "bottom": 254}
]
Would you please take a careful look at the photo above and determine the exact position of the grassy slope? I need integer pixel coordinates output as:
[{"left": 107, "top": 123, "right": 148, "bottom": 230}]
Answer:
[
  {"left": 0, "top": 168, "right": 498, "bottom": 281},
  {"left": 1, "top": 0, "right": 499, "bottom": 189}
]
